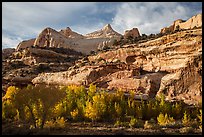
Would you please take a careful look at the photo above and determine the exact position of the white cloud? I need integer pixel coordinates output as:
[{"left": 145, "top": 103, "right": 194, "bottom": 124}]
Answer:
[
  {"left": 111, "top": 2, "right": 201, "bottom": 35},
  {"left": 2, "top": 35, "right": 23, "bottom": 49},
  {"left": 2, "top": 2, "right": 98, "bottom": 43},
  {"left": 2, "top": 2, "right": 202, "bottom": 49}
]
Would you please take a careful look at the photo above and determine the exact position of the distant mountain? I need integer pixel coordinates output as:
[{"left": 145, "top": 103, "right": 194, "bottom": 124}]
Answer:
[
  {"left": 85, "top": 24, "right": 122, "bottom": 38},
  {"left": 17, "top": 24, "right": 124, "bottom": 55}
]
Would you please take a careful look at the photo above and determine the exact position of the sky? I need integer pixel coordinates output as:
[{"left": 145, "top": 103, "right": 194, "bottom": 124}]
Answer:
[{"left": 2, "top": 2, "right": 202, "bottom": 49}]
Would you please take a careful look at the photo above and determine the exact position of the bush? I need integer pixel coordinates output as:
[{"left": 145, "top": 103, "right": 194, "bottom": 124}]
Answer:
[
  {"left": 88, "top": 83, "right": 96, "bottom": 99},
  {"left": 2, "top": 99, "right": 18, "bottom": 121},
  {"left": 8, "top": 84, "right": 66, "bottom": 129},
  {"left": 157, "top": 113, "right": 175, "bottom": 126},
  {"left": 70, "top": 109, "right": 79, "bottom": 121},
  {"left": 44, "top": 117, "right": 66, "bottom": 129},
  {"left": 2, "top": 86, "right": 19, "bottom": 121},
  {"left": 182, "top": 111, "right": 191, "bottom": 127},
  {"left": 128, "top": 117, "right": 143, "bottom": 128},
  {"left": 129, "top": 117, "right": 138, "bottom": 128},
  {"left": 84, "top": 101, "right": 98, "bottom": 121}
]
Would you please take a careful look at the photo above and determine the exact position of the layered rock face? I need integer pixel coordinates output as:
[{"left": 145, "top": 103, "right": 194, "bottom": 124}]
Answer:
[
  {"left": 161, "top": 13, "right": 202, "bottom": 34},
  {"left": 124, "top": 28, "right": 140, "bottom": 39},
  {"left": 32, "top": 24, "right": 122, "bottom": 55},
  {"left": 32, "top": 28, "right": 202, "bottom": 105},
  {"left": 178, "top": 13, "right": 202, "bottom": 30},
  {"left": 2, "top": 46, "right": 84, "bottom": 93}
]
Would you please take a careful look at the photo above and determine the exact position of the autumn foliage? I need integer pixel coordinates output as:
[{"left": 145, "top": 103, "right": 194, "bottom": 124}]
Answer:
[{"left": 2, "top": 84, "right": 202, "bottom": 129}]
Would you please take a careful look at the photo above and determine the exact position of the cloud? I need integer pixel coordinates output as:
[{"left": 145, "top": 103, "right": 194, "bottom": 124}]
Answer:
[
  {"left": 2, "top": 2, "right": 202, "bottom": 49},
  {"left": 2, "top": 2, "right": 100, "bottom": 48},
  {"left": 2, "top": 34, "right": 23, "bottom": 49},
  {"left": 2, "top": 2, "right": 98, "bottom": 36},
  {"left": 111, "top": 2, "right": 202, "bottom": 35}
]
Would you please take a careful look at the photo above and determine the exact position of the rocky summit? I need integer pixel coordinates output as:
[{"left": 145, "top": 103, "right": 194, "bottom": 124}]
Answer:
[{"left": 2, "top": 13, "right": 202, "bottom": 106}]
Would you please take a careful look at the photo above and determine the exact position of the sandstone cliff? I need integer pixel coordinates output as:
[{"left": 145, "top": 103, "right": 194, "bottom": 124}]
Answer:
[
  {"left": 32, "top": 28, "right": 202, "bottom": 105},
  {"left": 33, "top": 25, "right": 122, "bottom": 55},
  {"left": 161, "top": 13, "right": 202, "bottom": 34}
]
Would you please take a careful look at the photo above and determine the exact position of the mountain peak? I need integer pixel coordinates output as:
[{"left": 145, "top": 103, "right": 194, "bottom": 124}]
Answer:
[
  {"left": 59, "top": 27, "right": 84, "bottom": 39},
  {"left": 102, "top": 24, "right": 113, "bottom": 31},
  {"left": 85, "top": 23, "right": 122, "bottom": 38},
  {"left": 65, "top": 27, "right": 72, "bottom": 31}
]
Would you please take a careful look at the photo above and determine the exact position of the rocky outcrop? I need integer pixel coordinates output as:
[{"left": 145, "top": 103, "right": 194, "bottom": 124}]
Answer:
[
  {"left": 178, "top": 13, "right": 202, "bottom": 30},
  {"left": 85, "top": 24, "right": 122, "bottom": 39},
  {"left": 33, "top": 25, "right": 121, "bottom": 55},
  {"left": 2, "top": 45, "right": 84, "bottom": 93},
  {"left": 34, "top": 27, "right": 71, "bottom": 48},
  {"left": 124, "top": 28, "right": 140, "bottom": 39},
  {"left": 32, "top": 28, "right": 202, "bottom": 105},
  {"left": 16, "top": 38, "right": 35, "bottom": 51},
  {"left": 161, "top": 13, "right": 202, "bottom": 34}
]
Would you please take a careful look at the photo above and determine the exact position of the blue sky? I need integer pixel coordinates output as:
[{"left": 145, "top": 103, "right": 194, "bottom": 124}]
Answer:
[{"left": 2, "top": 2, "right": 202, "bottom": 49}]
